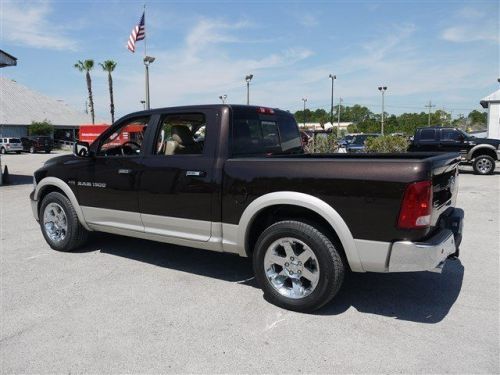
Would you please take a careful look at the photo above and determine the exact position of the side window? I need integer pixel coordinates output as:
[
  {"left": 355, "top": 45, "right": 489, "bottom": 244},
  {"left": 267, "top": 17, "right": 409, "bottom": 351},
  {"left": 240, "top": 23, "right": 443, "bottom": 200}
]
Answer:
[
  {"left": 155, "top": 113, "right": 206, "bottom": 155},
  {"left": 419, "top": 129, "right": 436, "bottom": 141},
  {"left": 441, "top": 129, "right": 461, "bottom": 141},
  {"left": 97, "top": 117, "right": 149, "bottom": 156}
]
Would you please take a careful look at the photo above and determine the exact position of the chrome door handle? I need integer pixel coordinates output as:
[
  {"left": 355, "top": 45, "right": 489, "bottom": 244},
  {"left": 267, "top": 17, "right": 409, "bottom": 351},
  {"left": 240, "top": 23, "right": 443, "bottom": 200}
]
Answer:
[
  {"left": 118, "top": 169, "right": 133, "bottom": 174},
  {"left": 186, "top": 170, "right": 206, "bottom": 177}
]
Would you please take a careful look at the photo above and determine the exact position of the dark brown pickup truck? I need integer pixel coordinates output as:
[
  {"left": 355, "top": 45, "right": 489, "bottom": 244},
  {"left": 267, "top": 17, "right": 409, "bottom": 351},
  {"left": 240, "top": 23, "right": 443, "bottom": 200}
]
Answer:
[{"left": 30, "top": 105, "right": 464, "bottom": 311}]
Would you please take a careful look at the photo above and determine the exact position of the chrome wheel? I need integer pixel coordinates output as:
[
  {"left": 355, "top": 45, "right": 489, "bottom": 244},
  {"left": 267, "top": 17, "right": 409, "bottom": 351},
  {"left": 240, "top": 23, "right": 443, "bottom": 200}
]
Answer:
[
  {"left": 476, "top": 158, "right": 493, "bottom": 174},
  {"left": 263, "top": 237, "right": 320, "bottom": 299},
  {"left": 43, "top": 203, "right": 68, "bottom": 243}
]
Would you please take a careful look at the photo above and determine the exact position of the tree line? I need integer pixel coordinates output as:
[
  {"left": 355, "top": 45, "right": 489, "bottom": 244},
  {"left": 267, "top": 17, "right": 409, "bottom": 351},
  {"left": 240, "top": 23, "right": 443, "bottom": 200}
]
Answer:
[
  {"left": 74, "top": 59, "right": 117, "bottom": 124},
  {"left": 294, "top": 105, "right": 487, "bottom": 135}
]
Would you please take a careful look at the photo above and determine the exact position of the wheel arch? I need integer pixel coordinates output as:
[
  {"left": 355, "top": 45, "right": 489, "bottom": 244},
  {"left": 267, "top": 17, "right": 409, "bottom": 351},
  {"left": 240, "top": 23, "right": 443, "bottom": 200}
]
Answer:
[
  {"left": 35, "top": 177, "right": 91, "bottom": 231},
  {"left": 468, "top": 145, "right": 498, "bottom": 160},
  {"left": 238, "top": 192, "right": 364, "bottom": 272}
]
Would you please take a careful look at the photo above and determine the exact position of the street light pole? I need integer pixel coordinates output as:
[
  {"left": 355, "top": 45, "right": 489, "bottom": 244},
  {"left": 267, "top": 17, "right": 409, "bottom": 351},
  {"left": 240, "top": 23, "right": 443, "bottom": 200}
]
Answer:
[
  {"left": 329, "top": 74, "right": 336, "bottom": 125},
  {"left": 245, "top": 74, "right": 253, "bottom": 105},
  {"left": 219, "top": 94, "right": 227, "bottom": 104},
  {"left": 337, "top": 97, "right": 343, "bottom": 137},
  {"left": 302, "top": 98, "right": 307, "bottom": 129},
  {"left": 378, "top": 86, "right": 387, "bottom": 135},
  {"left": 143, "top": 56, "right": 156, "bottom": 110}
]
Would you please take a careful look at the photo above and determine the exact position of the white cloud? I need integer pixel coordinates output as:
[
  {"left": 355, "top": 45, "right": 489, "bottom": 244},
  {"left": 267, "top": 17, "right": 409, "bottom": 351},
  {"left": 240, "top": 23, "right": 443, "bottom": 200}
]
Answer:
[
  {"left": 441, "top": 5, "right": 498, "bottom": 43},
  {"left": 0, "top": 0, "right": 77, "bottom": 50},
  {"left": 107, "top": 18, "right": 313, "bottom": 117}
]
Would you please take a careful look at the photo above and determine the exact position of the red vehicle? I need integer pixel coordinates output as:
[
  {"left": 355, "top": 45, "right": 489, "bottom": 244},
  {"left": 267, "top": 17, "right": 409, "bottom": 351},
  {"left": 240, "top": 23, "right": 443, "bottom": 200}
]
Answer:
[{"left": 79, "top": 123, "right": 144, "bottom": 146}]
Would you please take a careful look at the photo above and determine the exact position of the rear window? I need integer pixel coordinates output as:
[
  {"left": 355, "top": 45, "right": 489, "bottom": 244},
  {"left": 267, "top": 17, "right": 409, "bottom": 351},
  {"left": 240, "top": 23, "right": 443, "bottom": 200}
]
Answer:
[
  {"left": 231, "top": 110, "right": 301, "bottom": 156},
  {"left": 10, "top": 138, "right": 21, "bottom": 143}
]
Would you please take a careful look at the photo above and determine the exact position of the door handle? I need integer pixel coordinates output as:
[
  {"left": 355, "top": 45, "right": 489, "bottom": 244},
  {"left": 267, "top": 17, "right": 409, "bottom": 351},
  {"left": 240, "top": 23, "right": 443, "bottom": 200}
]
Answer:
[
  {"left": 118, "top": 169, "right": 133, "bottom": 174},
  {"left": 186, "top": 170, "right": 206, "bottom": 177}
]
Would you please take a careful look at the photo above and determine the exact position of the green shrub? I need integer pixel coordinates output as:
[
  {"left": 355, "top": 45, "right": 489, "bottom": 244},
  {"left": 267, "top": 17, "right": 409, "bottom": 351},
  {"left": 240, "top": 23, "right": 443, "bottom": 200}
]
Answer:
[
  {"left": 365, "top": 135, "right": 409, "bottom": 153},
  {"left": 29, "top": 120, "right": 54, "bottom": 136}
]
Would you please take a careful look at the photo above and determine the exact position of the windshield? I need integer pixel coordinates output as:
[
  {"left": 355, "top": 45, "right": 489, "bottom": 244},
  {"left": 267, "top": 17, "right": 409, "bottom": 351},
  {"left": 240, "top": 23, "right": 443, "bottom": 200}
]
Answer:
[{"left": 458, "top": 129, "right": 472, "bottom": 139}]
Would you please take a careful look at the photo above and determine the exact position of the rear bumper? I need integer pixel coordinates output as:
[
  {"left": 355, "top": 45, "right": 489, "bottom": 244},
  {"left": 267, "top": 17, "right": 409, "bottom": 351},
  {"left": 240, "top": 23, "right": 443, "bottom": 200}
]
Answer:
[{"left": 388, "top": 208, "right": 464, "bottom": 273}]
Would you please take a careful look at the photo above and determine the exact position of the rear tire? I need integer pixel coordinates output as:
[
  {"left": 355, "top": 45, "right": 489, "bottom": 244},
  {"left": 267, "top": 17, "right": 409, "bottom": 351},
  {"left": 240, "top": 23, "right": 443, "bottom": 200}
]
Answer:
[
  {"left": 253, "top": 220, "right": 345, "bottom": 312},
  {"left": 29, "top": 146, "right": 35, "bottom": 154},
  {"left": 0, "top": 147, "right": 6, "bottom": 154},
  {"left": 39, "top": 192, "right": 89, "bottom": 251},
  {"left": 473, "top": 155, "right": 495, "bottom": 175}
]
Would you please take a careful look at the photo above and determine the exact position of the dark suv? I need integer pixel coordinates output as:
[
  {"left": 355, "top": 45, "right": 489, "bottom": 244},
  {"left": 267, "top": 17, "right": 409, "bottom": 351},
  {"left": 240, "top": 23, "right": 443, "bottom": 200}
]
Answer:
[
  {"left": 21, "top": 136, "right": 53, "bottom": 154},
  {"left": 409, "top": 127, "right": 500, "bottom": 175}
]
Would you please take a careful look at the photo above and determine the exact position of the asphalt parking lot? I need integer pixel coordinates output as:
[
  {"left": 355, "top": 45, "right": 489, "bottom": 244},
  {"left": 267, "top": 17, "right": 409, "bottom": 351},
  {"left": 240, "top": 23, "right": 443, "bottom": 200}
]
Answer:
[{"left": 1, "top": 152, "right": 499, "bottom": 374}]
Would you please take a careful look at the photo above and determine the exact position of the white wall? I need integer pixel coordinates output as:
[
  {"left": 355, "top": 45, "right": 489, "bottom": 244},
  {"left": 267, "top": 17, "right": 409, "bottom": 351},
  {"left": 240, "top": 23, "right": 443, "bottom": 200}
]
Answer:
[{"left": 487, "top": 102, "right": 500, "bottom": 139}]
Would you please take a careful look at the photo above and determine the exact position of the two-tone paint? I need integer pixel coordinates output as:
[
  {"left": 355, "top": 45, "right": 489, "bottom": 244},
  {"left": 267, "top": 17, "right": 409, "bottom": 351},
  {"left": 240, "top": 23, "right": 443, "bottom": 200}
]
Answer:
[{"left": 32, "top": 105, "right": 462, "bottom": 273}]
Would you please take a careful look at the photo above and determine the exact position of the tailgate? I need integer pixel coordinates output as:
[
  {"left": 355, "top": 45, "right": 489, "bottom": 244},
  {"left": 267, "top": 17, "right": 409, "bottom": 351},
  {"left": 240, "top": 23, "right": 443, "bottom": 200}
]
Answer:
[{"left": 430, "top": 153, "right": 460, "bottom": 226}]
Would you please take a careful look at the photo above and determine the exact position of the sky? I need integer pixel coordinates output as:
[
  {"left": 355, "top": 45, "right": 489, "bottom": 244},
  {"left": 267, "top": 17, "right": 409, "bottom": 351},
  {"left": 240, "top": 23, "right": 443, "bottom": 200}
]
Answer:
[{"left": 1, "top": 0, "right": 499, "bottom": 123}]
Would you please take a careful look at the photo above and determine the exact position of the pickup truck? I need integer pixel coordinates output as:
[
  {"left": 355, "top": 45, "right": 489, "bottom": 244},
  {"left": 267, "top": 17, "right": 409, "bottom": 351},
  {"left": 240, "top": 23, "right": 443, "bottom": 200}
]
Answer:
[
  {"left": 30, "top": 105, "right": 464, "bottom": 312},
  {"left": 409, "top": 127, "right": 500, "bottom": 175}
]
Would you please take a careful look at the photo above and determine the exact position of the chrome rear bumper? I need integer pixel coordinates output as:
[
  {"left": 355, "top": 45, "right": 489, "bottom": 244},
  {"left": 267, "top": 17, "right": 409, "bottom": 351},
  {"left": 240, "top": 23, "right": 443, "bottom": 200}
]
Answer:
[{"left": 388, "top": 208, "right": 464, "bottom": 273}]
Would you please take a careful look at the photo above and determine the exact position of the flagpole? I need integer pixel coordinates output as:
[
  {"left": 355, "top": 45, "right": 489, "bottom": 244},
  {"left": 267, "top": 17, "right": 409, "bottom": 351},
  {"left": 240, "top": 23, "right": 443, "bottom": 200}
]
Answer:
[
  {"left": 143, "top": 3, "right": 151, "bottom": 110},
  {"left": 143, "top": 4, "right": 147, "bottom": 58}
]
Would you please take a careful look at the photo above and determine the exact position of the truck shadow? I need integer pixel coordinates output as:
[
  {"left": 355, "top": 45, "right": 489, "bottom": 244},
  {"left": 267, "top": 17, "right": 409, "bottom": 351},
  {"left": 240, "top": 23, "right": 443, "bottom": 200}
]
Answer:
[
  {"left": 85, "top": 233, "right": 463, "bottom": 324},
  {"left": 318, "top": 260, "right": 464, "bottom": 323}
]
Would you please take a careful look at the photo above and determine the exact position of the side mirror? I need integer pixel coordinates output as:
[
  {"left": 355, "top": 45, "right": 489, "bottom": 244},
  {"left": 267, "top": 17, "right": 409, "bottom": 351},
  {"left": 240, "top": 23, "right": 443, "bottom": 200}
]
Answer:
[{"left": 73, "top": 141, "right": 92, "bottom": 157}]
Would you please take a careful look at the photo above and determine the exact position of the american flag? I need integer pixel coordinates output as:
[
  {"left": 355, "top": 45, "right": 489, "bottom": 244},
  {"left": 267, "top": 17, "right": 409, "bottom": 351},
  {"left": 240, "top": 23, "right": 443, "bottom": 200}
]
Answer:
[{"left": 127, "top": 12, "right": 145, "bottom": 53}]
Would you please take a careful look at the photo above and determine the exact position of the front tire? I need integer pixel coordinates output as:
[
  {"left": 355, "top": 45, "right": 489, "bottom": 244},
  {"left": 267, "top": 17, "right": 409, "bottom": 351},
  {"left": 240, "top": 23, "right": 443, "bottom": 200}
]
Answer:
[
  {"left": 39, "top": 192, "right": 89, "bottom": 251},
  {"left": 29, "top": 146, "right": 35, "bottom": 154},
  {"left": 253, "top": 220, "right": 345, "bottom": 312},
  {"left": 473, "top": 155, "right": 495, "bottom": 175},
  {"left": 0, "top": 147, "right": 6, "bottom": 154}
]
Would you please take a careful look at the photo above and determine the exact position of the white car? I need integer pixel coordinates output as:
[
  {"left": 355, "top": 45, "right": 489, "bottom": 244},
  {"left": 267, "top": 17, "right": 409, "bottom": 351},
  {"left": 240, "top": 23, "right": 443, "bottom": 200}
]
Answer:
[{"left": 0, "top": 138, "right": 23, "bottom": 154}]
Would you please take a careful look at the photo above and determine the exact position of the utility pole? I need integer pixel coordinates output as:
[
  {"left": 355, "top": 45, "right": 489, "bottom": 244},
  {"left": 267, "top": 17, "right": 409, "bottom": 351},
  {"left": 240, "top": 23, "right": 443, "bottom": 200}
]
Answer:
[
  {"left": 329, "top": 74, "right": 336, "bottom": 125},
  {"left": 378, "top": 86, "right": 387, "bottom": 135},
  {"left": 302, "top": 98, "right": 307, "bottom": 129},
  {"left": 425, "top": 100, "right": 436, "bottom": 126},
  {"left": 337, "top": 97, "right": 343, "bottom": 137}
]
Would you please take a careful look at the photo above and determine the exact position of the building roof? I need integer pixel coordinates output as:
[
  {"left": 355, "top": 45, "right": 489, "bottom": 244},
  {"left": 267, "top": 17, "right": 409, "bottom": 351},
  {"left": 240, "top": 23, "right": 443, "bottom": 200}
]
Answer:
[
  {"left": 480, "top": 89, "right": 500, "bottom": 108},
  {"left": 0, "top": 50, "right": 17, "bottom": 68},
  {"left": 0, "top": 77, "right": 91, "bottom": 126}
]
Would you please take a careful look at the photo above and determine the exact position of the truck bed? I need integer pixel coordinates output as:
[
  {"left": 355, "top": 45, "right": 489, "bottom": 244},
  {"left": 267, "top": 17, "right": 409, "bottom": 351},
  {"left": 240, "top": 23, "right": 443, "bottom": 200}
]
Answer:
[{"left": 222, "top": 152, "right": 461, "bottom": 243}]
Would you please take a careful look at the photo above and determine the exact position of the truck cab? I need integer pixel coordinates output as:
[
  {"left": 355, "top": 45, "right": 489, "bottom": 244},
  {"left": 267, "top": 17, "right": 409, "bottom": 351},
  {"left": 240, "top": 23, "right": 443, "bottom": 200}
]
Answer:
[{"left": 410, "top": 127, "right": 500, "bottom": 175}]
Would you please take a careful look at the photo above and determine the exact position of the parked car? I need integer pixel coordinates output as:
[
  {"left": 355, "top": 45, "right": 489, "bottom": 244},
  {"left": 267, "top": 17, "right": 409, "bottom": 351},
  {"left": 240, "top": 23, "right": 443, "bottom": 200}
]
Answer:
[
  {"left": 409, "top": 127, "right": 500, "bottom": 175},
  {"left": 30, "top": 105, "right": 463, "bottom": 312},
  {"left": 346, "top": 133, "right": 380, "bottom": 153},
  {"left": 0, "top": 137, "right": 23, "bottom": 154},
  {"left": 338, "top": 134, "right": 357, "bottom": 148},
  {"left": 21, "top": 136, "right": 53, "bottom": 154}
]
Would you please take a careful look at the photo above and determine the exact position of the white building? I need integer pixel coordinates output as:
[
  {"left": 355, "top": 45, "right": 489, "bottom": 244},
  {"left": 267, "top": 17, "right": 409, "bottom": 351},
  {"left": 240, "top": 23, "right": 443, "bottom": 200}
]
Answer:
[
  {"left": 0, "top": 77, "right": 91, "bottom": 139},
  {"left": 480, "top": 89, "right": 500, "bottom": 139},
  {"left": 299, "top": 122, "right": 353, "bottom": 132}
]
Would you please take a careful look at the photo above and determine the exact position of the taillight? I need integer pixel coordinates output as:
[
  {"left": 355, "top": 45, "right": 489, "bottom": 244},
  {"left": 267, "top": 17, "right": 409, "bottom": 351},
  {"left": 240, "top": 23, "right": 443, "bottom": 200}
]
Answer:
[
  {"left": 257, "top": 107, "right": 275, "bottom": 114},
  {"left": 398, "top": 180, "right": 432, "bottom": 229}
]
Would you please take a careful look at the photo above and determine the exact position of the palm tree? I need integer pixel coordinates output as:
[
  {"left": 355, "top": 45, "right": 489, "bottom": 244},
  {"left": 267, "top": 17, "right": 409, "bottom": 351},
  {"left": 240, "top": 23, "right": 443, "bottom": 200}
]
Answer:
[
  {"left": 74, "top": 60, "right": 95, "bottom": 124},
  {"left": 99, "top": 60, "right": 117, "bottom": 124}
]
